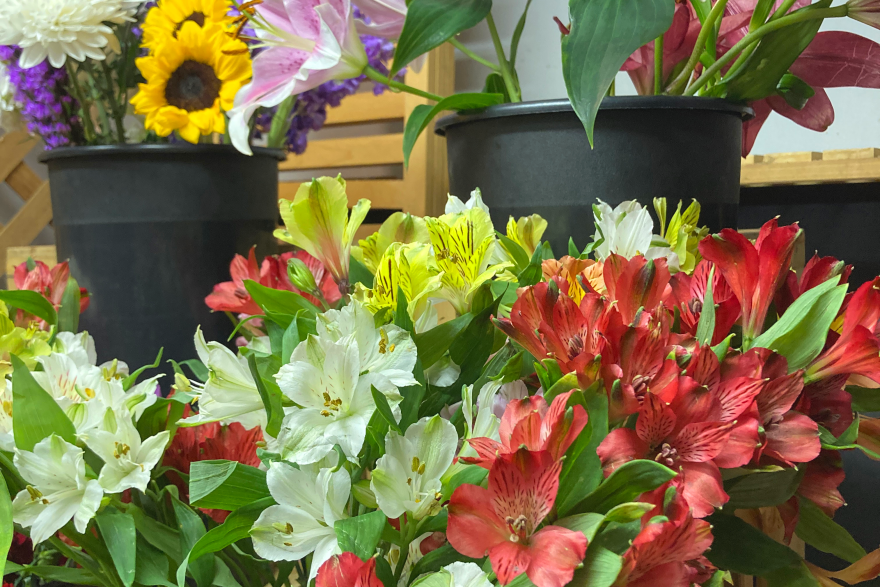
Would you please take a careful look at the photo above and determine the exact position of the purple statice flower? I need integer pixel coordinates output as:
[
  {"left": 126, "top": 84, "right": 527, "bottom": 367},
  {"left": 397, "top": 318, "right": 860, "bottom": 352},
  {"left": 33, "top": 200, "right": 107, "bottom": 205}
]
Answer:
[
  {"left": 0, "top": 46, "right": 80, "bottom": 149},
  {"left": 254, "top": 32, "right": 403, "bottom": 155}
]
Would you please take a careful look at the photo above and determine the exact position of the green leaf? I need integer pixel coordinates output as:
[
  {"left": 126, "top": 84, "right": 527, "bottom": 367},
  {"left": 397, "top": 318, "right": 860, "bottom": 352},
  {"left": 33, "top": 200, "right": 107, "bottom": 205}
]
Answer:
[
  {"left": 179, "top": 359, "right": 209, "bottom": 382},
  {"left": 763, "top": 562, "right": 820, "bottom": 587},
  {"left": 562, "top": 0, "right": 674, "bottom": 144},
  {"left": 398, "top": 360, "right": 426, "bottom": 431},
  {"left": 170, "top": 495, "right": 215, "bottom": 587},
  {"left": 848, "top": 385, "right": 880, "bottom": 412},
  {"left": 483, "top": 73, "right": 510, "bottom": 101},
  {"left": 244, "top": 279, "right": 319, "bottom": 317},
  {"left": 0, "top": 474, "right": 13, "bottom": 578},
  {"left": 371, "top": 385, "right": 402, "bottom": 434},
  {"left": 497, "top": 232, "right": 531, "bottom": 273},
  {"left": 177, "top": 498, "right": 274, "bottom": 587},
  {"left": 706, "top": 513, "right": 802, "bottom": 576},
  {"left": 11, "top": 354, "right": 76, "bottom": 450},
  {"left": 441, "top": 465, "right": 488, "bottom": 501},
  {"left": 795, "top": 496, "right": 866, "bottom": 563},
  {"left": 517, "top": 242, "right": 553, "bottom": 287},
  {"left": 413, "top": 313, "right": 474, "bottom": 369},
  {"left": 751, "top": 276, "right": 846, "bottom": 370},
  {"left": 334, "top": 510, "right": 387, "bottom": 561},
  {"left": 573, "top": 459, "right": 676, "bottom": 514},
  {"left": 130, "top": 504, "right": 182, "bottom": 564},
  {"left": 509, "top": 0, "right": 533, "bottom": 69},
  {"left": 122, "top": 347, "right": 164, "bottom": 390},
  {"left": 350, "top": 255, "right": 374, "bottom": 288},
  {"left": 394, "top": 287, "right": 415, "bottom": 333},
  {"left": 248, "top": 353, "right": 284, "bottom": 438},
  {"left": 696, "top": 266, "right": 716, "bottom": 345},
  {"left": 556, "top": 512, "right": 605, "bottom": 543},
  {"left": 776, "top": 73, "right": 815, "bottom": 110},
  {"left": 557, "top": 387, "right": 608, "bottom": 516},
  {"left": 569, "top": 545, "right": 623, "bottom": 587},
  {"left": 0, "top": 290, "right": 57, "bottom": 326},
  {"left": 392, "top": 0, "right": 492, "bottom": 74},
  {"left": 407, "top": 544, "right": 480, "bottom": 585},
  {"left": 58, "top": 276, "right": 81, "bottom": 333},
  {"left": 189, "top": 461, "right": 270, "bottom": 510},
  {"left": 96, "top": 509, "right": 137, "bottom": 587},
  {"left": 724, "top": 467, "right": 805, "bottom": 510},
  {"left": 403, "top": 93, "right": 504, "bottom": 167},
  {"left": 136, "top": 535, "right": 175, "bottom": 587},
  {"left": 22, "top": 566, "right": 104, "bottom": 586}
]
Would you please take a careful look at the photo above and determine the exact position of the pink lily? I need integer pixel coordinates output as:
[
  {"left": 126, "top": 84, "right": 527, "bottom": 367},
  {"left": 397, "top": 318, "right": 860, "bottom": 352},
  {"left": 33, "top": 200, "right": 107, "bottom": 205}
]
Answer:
[
  {"left": 355, "top": 0, "right": 406, "bottom": 39},
  {"left": 229, "top": 0, "right": 368, "bottom": 155}
]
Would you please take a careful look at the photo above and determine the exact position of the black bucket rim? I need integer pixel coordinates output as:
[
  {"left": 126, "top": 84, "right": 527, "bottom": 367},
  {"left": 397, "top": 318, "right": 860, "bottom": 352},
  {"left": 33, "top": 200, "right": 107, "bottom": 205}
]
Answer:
[
  {"left": 38, "top": 143, "right": 287, "bottom": 163},
  {"left": 435, "top": 96, "right": 754, "bottom": 136}
]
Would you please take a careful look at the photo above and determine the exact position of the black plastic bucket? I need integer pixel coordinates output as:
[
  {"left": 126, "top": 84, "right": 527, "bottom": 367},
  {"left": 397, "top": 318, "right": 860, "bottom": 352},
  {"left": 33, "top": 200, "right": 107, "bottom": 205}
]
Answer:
[
  {"left": 41, "top": 144, "right": 284, "bottom": 372},
  {"left": 435, "top": 97, "right": 752, "bottom": 254}
]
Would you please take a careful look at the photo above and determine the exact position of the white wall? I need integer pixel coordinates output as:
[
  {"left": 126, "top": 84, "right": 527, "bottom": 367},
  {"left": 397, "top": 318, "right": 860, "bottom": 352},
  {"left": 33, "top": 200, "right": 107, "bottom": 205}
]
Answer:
[{"left": 453, "top": 0, "right": 880, "bottom": 154}]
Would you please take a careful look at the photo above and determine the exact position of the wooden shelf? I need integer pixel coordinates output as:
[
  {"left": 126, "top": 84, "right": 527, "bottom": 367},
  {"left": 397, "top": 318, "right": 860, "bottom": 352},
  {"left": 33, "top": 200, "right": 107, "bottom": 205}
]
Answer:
[{"left": 742, "top": 148, "right": 880, "bottom": 187}]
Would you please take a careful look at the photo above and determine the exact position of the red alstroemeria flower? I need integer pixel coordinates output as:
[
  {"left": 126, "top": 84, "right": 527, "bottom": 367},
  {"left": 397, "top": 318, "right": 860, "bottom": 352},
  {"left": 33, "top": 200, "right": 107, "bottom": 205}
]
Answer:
[
  {"left": 597, "top": 394, "right": 733, "bottom": 518},
  {"left": 316, "top": 553, "right": 383, "bottom": 587},
  {"left": 447, "top": 449, "right": 588, "bottom": 587},
  {"left": 542, "top": 256, "right": 605, "bottom": 302},
  {"left": 797, "top": 450, "right": 846, "bottom": 517},
  {"left": 806, "top": 277, "right": 880, "bottom": 386},
  {"left": 13, "top": 260, "right": 90, "bottom": 328},
  {"left": 699, "top": 219, "right": 799, "bottom": 342},
  {"left": 798, "top": 375, "right": 854, "bottom": 438},
  {"left": 603, "top": 254, "right": 671, "bottom": 326},
  {"left": 615, "top": 483, "right": 715, "bottom": 587},
  {"left": 494, "top": 280, "right": 609, "bottom": 383},
  {"left": 666, "top": 260, "right": 740, "bottom": 346},
  {"left": 462, "top": 390, "right": 588, "bottom": 469},
  {"left": 774, "top": 254, "right": 852, "bottom": 316}
]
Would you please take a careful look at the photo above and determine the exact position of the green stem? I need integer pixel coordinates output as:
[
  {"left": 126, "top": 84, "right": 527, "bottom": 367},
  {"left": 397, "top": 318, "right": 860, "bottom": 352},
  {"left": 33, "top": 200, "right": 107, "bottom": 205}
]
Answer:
[
  {"left": 667, "top": 0, "right": 730, "bottom": 94},
  {"left": 769, "top": 0, "right": 801, "bottom": 21},
  {"left": 0, "top": 452, "right": 25, "bottom": 491},
  {"left": 485, "top": 12, "right": 521, "bottom": 102},
  {"left": 363, "top": 66, "right": 442, "bottom": 101},
  {"left": 684, "top": 5, "right": 848, "bottom": 96},
  {"left": 448, "top": 38, "right": 501, "bottom": 71},
  {"left": 66, "top": 61, "right": 97, "bottom": 143},
  {"left": 654, "top": 35, "right": 664, "bottom": 95},
  {"left": 101, "top": 60, "right": 127, "bottom": 143}
]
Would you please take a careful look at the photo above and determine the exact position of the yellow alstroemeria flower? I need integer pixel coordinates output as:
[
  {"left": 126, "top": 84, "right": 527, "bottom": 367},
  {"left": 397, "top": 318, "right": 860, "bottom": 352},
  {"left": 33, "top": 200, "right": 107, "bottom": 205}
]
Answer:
[
  {"left": 353, "top": 212, "right": 430, "bottom": 274},
  {"left": 426, "top": 207, "right": 511, "bottom": 315},
  {"left": 654, "top": 198, "right": 709, "bottom": 274},
  {"left": 0, "top": 302, "right": 50, "bottom": 377},
  {"left": 275, "top": 175, "right": 370, "bottom": 287},
  {"left": 505, "top": 214, "right": 547, "bottom": 257},
  {"left": 542, "top": 256, "right": 605, "bottom": 304},
  {"left": 358, "top": 243, "right": 442, "bottom": 327}
]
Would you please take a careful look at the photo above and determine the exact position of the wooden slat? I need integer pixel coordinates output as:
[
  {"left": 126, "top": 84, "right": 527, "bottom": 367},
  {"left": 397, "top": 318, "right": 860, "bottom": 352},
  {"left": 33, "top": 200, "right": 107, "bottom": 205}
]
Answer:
[
  {"left": 278, "top": 179, "right": 408, "bottom": 210},
  {"left": 0, "top": 182, "right": 53, "bottom": 275},
  {"left": 741, "top": 156, "right": 880, "bottom": 186},
  {"left": 822, "top": 147, "right": 880, "bottom": 160},
  {"left": 759, "top": 151, "right": 822, "bottom": 164},
  {"left": 6, "top": 245, "right": 57, "bottom": 280},
  {"left": 5, "top": 162, "right": 43, "bottom": 201},
  {"left": 0, "top": 131, "right": 38, "bottom": 183},
  {"left": 279, "top": 134, "right": 404, "bottom": 170},
  {"left": 325, "top": 92, "right": 405, "bottom": 126}
]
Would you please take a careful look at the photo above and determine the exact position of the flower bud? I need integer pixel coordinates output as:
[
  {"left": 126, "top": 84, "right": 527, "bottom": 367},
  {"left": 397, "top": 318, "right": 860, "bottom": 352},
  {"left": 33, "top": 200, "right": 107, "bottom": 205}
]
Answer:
[{"left": 288, "top": 257, "right": 319, "bottom": 295}]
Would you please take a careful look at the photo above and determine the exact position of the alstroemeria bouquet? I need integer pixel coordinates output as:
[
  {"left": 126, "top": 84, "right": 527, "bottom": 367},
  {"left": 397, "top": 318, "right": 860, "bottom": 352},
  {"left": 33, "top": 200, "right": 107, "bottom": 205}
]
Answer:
[{"left": 226, "top": 0, "right": 880, "bottom": 158}]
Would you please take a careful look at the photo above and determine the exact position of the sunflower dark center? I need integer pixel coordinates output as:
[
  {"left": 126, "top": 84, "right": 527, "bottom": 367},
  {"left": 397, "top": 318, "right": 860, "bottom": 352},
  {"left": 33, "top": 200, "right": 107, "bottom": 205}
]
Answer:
[
  {"left": 173, "top": 12, "right": 207, "bottom": 36},
  {"left": 165, "top": 60, "right": 221, "bottom": 112}
]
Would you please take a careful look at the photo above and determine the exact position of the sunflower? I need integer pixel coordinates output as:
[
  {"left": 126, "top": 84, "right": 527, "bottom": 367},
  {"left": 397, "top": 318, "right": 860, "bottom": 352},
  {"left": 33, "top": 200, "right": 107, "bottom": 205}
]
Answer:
[
  {"left": 141, "top": 0, "right": 233, "bottom": 51},
  {"left": 131, "top": 21, "right": 251, "bottom": 143}
]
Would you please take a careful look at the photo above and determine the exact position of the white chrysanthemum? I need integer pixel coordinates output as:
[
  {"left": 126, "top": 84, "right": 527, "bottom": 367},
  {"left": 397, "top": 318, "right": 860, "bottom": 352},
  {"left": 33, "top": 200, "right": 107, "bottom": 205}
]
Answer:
[
  {"left": 0, "top": 0, "right": 139, "bottom": 69},
  {"left": 0, "top": 62, "right": 22, "bottom": 133}
]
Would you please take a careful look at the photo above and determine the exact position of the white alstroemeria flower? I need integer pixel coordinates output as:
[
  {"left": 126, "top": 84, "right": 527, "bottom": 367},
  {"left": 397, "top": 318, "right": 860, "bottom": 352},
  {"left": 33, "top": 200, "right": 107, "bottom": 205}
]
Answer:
[
  {"left": 54, "top": 331, "right": 130, "bottom": 378},
  {"left": 275, "top": 335, "right": 401, "bottom": 464},
  {"left": 388, "top": 533, "right": 431, "bottom": 587},
  {"left": 491, "top": 380, "right": 528, "bottom": 419},
  {"left": 179, "top": 328, "right": 265, "bottom": 429},
  {"left": 445, "top": 189, "right": 490, "bottom": 215},
  {"left": 0, "top": 380, "right": 14, "bottom": 452},
  {"left": 424, "top": 356, "right": 460, "bottom": 388},
  {"left": 371, "top": 416, "right": 457, "bottom": 520},
  {"left": 118, "top": 376, "right": 161, "bottom": 422},
  {"left": 12, "top": 435, "right": 103, "bottom": 544},
  {"left": 593, "top": 200, "right": 679, "bottom": 269},
  {"left": 316, "top": 300, "right": 418, "bottom": 388},
  {"left": 462, "top": 381, "right": 502, "bottom": 445},
  {"left": 82, "top": 410, "right": 169, "bottom": 493},
  {"left": 412, "top": 563, "right": 493, "bottom": 587},
  {"left": 250, "top": 461, "right": 349, "bottom": 583},
  {"left": 0, "top": 62, "right": 22, "bottom": 133},
  {"left": 33, "top": 353, "right": 114, "bottom": 434}
]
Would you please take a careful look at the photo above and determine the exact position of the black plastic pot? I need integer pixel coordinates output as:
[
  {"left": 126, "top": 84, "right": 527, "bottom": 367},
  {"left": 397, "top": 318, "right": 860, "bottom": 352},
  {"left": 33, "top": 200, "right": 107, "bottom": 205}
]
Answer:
[
  {"left": 436, "top": 97, "right": 752, "bottom": 254},
  {"left": 41, "top": 144, "right": 284, "bottom": 373}
]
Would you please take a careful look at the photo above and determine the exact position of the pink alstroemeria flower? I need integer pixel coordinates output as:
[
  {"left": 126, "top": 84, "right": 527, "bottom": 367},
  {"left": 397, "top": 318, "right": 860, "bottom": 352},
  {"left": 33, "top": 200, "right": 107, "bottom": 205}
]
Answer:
[
  {"left": 355, "top": 0, "right": 406, "bottom": 39},
  {"left": 229, "top": 0, "right": 368, "bottom": 154}
]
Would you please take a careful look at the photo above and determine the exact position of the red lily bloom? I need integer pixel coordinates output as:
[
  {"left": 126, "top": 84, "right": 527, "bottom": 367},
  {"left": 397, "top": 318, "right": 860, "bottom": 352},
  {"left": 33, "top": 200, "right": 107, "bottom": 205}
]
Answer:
[
  {"left": 13, "top": 260, "right": 90, "bottom": 328},
  {"left": 774, "top": 254, "right": 852, "bottom": 315},
  {"left": 603, "top": 255, "right": 671, "bottom": 326},
  {"left": 806, "top": 277, "right": 880, "bottom": 386},
  {"left": 316, "top": 553, "right": 383, "bottom": 587},
  {"left": 494, "top": 281, "right": 609, "bottom": 382},
  {"left": 447, "top": 449, "right": 588, "bottom": 587},
  {"left": 666, "top": 260, "right": 740, "bottom": 346},
  {"left": 699, "top": 219, "right": 799, "bottom": 342},
  {"left": 462, "top": 391, "right": 588, "bottom": 469},
  {"left": 597, "top": 394, "right": 733, "bottom": 517},
  {"left": 615, "top": 483, "right": 715, "bottom": 587}
]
